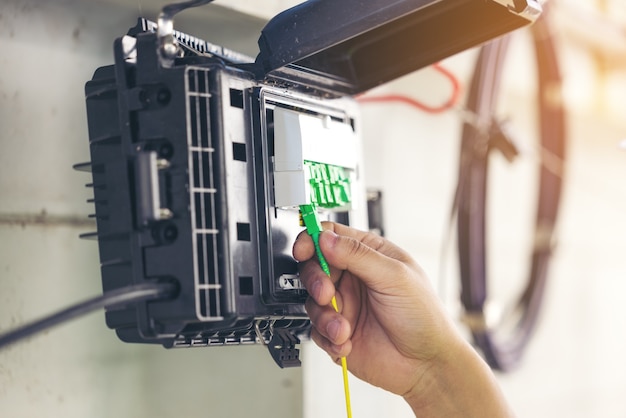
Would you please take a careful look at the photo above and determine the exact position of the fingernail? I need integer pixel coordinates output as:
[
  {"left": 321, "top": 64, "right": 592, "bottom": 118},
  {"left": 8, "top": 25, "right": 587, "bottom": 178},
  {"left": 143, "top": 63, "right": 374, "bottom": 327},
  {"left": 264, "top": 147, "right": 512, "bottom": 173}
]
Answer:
[
  {"left": 321, "top": 230, "right": 338, "bottom": 248},
  {"left": 326, "top": 319, "right": 341, "bottom": 341}
]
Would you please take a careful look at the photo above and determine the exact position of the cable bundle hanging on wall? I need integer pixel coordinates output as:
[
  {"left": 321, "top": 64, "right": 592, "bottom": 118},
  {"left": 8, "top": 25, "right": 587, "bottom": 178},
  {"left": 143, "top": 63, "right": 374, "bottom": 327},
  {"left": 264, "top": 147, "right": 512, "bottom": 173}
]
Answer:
[{"left": 456, "top": 6, "right": 566, "bottom": 371}]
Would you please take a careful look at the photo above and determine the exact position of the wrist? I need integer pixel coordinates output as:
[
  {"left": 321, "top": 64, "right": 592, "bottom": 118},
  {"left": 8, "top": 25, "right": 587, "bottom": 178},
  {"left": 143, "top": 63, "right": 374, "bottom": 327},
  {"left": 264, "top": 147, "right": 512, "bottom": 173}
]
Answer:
[{"left": 403, "top": 333, "right": 514, "bottom": 418}]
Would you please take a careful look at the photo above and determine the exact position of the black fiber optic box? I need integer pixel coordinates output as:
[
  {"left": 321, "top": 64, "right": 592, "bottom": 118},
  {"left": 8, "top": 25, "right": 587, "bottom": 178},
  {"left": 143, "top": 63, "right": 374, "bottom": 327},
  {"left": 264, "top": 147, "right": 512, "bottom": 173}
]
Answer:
[{"left": 79, "top": 0, "right": 541, "bottom": 367}]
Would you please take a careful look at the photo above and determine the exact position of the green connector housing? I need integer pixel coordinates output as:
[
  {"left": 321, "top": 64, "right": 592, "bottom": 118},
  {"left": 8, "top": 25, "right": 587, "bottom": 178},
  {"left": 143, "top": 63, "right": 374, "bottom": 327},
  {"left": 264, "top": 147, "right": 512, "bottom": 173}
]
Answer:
[
  {"left": 299, "top": 204, "right": 323, "bottom": 236},
  {"left": 299, "top": 203, "right": 331, "bottom": 276},
  {"left": 304, "top": 160, "right": 351, "bottom": 209}
]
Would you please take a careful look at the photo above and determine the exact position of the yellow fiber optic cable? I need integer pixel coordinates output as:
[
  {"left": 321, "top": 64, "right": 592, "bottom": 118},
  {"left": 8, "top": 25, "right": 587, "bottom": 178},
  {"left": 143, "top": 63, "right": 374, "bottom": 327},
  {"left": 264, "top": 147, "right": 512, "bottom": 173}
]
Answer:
[
  {"left": 330, "top": 295, "right": 353, "bottom": 418},
  {"left": 300, "top": 204, "right": 353, "bottom": 418}
]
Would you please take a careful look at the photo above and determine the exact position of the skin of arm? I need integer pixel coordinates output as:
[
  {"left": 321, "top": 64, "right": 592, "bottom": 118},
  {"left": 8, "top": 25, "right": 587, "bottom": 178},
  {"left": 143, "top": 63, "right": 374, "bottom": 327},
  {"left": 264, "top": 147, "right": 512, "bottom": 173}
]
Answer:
[{"left": 293, "top": 222, "right": 514, "bottom": 417}]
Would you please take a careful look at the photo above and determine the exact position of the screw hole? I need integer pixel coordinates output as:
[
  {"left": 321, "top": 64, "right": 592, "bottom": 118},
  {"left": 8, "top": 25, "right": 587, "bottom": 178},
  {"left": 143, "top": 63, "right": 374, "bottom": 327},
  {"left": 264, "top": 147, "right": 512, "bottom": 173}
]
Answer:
[{"left": 157, "top": 88, "right": 171, "bottom": 105}]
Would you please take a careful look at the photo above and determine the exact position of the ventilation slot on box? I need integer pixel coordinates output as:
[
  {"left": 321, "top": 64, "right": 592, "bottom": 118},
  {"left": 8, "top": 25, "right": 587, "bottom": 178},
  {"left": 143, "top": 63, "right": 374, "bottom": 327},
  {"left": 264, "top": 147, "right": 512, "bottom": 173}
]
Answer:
[{"left": 186, "top": 68, "right": 223, "bottom": 321}]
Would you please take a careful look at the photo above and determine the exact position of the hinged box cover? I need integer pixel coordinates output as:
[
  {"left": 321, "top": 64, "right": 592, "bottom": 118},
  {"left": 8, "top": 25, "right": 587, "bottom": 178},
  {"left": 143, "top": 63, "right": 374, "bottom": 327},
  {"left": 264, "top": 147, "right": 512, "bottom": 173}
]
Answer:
[{"left": 254, "top": 0, "right": 541, "bottom": 96}]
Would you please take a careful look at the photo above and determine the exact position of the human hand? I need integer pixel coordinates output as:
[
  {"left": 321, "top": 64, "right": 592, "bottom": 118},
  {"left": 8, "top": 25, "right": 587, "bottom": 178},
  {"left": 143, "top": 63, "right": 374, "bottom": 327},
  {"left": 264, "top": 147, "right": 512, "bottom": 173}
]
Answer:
[
  {"left": 293, "top": 222, "right": 457, "bottom": 396},
  {"left": 293, "top": 222, "right": 514, "bottom": 417}
]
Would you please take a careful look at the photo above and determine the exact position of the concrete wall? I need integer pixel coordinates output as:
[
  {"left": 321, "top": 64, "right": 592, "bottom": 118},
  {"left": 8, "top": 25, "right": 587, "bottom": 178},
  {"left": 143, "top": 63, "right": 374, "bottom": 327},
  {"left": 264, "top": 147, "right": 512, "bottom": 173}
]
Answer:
[{"left": 0, "top": 1, "right": 301, "bottom": 417}]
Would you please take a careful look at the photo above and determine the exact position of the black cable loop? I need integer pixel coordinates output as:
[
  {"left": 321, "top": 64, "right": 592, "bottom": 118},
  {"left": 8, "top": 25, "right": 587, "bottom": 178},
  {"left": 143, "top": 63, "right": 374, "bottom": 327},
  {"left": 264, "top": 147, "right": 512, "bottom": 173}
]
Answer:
[{"left": 456, "top": 7, "right": 566, "bottom": 371}]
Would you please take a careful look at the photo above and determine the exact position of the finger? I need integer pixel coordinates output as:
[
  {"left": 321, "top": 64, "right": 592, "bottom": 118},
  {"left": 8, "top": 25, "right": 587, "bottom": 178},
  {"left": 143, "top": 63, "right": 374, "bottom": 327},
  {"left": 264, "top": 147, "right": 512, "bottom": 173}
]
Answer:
[
  {"left": 305, "top": 297, "right": 351, "bottom": 345},
  {"left": 293, "top": 230, "right": 316, "bottom": 262},
  {"left": 318, "top": 229, "right": 419, "bottom": 294},
  {"left": 295, "top": 222, "right": 415, "bottom": 267},
  {"left": 310, "top": 327, "right": 353, "bottom": 359},
  {"left": 323, "top": 222, "right": 417, "bottom": 267},
  {"left": 294, "top": 225, "right": 346, "bottom": 307},
  {"left": 297, "top": 258, "right": 337, "bottom": 306}
]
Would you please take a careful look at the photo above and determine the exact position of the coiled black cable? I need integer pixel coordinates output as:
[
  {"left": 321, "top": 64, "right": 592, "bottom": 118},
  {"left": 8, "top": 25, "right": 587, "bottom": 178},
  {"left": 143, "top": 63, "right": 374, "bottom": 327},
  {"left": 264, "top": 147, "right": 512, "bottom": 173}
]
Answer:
[{"left": 456, "top": 7, "right": 566, "bottom": 371}]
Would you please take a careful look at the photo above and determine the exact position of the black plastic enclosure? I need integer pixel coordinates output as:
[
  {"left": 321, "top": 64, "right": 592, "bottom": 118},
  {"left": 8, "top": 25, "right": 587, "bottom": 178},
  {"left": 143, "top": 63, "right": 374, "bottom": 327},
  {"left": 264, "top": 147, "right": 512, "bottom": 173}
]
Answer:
[{"left": 82, "top": 27, "right": 362, "bottom": 367}]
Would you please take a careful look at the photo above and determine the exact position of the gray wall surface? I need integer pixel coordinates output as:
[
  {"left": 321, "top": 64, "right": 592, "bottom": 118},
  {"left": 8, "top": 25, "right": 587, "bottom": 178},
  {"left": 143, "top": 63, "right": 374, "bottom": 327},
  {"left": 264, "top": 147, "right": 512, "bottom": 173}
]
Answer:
[{"left": 0, "top": 1, "right": 302, "bottom": 417}]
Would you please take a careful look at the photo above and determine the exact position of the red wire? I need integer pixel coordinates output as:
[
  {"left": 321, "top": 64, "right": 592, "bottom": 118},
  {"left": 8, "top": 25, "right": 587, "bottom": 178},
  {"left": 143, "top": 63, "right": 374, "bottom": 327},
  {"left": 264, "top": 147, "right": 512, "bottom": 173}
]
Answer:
[{"left": 356, "top": 63, "right": 461, "bottom": 114}]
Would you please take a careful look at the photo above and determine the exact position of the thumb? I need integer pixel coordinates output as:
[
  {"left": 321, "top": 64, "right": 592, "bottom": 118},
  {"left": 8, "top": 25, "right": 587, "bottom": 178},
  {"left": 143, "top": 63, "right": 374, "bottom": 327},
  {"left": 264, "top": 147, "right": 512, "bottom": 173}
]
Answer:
[{"left": 318, "top": 229, "right": 414, "bottom": 293}]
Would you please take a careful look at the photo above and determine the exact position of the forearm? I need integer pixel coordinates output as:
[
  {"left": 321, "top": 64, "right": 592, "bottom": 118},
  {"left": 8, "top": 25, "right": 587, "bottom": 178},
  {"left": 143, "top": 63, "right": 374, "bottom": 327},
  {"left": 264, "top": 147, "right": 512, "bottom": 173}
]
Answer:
[{"left": 403, "top": 335, "right": 514, "bottom": 418}]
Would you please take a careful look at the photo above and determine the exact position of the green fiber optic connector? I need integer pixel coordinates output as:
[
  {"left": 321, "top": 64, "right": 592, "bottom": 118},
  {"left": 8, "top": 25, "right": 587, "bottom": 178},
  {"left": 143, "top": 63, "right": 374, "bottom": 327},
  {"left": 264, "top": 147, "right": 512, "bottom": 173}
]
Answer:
[
  {"left": 299, "top": 203, "right": 352, "bottom": 417},
  {"left": 299, "top": 204, "right": 331, "bottom": 276}
]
